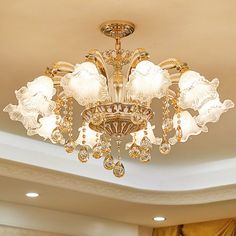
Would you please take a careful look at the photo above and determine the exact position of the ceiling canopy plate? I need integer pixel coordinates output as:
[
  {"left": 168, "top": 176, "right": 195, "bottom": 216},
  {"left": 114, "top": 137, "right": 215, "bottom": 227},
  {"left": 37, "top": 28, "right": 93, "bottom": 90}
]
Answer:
[{"left": 100, "top": 20, "right": 135, "bottom": 39}]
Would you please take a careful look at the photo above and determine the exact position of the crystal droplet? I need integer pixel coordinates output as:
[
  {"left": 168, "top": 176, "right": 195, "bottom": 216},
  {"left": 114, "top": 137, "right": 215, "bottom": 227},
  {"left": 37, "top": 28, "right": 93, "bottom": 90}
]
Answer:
[
  {"left": 92, "top": 143, "right": 102, "bottom": 159},
  {"left": 159, "top": 141, "right": 171, "bottom": 155},
  {"left": 129, "top": 143, "right": 141, "bottom": 159},
  {"left": 176, "top": 125, "right": 182, "bottom": 142},
  {"left": 60, "top": 117, "right": 71, "bottom": 133},
  {"left": 101, "top": 141, "right": 111, "bottom": 154},
  {"left": 91, "top": 112, "right": 103, "bottom": 126},
  {"left": 140, "top": 150, "right": 151, "bottom": 163},
  {"left": 131, "top": 112, "right": 143, "bottom": 125},
  {"left": 64, "top": 140, "right": 75, "bottom": 153},
  {"left": 140, "top": 136, "right": 152, "bottom": 150},
  {"left": 78, "top": 146, "right": 89, "bottom": 163},
  {"left": 162, "top": 118, "right": 173, "bottom": 132},
  {"left": 51, "top": 128, "right": 63, "bottom": 143},
  {"left": 113, "top": 161, "right": 125, "bottom": 177},
  {"left": 103, "top": 155, "right": 115, "bottom": 170}
]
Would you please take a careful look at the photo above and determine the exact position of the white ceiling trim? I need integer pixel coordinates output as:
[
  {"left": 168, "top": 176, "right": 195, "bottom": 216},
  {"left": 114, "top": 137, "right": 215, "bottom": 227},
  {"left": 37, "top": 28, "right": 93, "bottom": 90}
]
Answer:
[{"left": 1, "top": 157, "right": 236, "bottom": 205}]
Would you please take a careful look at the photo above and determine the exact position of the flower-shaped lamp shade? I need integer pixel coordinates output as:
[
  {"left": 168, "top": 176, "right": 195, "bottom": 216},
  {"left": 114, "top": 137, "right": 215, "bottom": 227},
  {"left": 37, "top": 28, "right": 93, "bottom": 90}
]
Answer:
[
  {"left": 126, "top": 60, "right": 171, "bottom": 102},
  {"left": 173, "top": 111, "right": 207, "bottom": 142},
  {"left": 4, "top": 76, "right": 56, "bottom": 130},
  {"left": 179, "top": 70, "right": 219, "bottom": 110},
  {"left": 61, "top": 62, "right": 110, "bottom": 106},
  {"left": 196, "top": 98, "right": 234, "bottom": 126},
  {"left": 76, "top": 123, "right": 102, "bottom": 148}
]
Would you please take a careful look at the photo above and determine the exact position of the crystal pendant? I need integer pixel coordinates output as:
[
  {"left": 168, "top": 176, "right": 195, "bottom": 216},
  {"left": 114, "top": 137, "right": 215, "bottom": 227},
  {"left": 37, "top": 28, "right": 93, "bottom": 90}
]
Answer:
[
  {"left": 64, "top": 139, "right": 75, "bottom": 153},
  {"left": 60, "top": 117, "right": 71, "bottom": 133},
  {"left": 51, "top": 128, "right": 64, "bottom": 144},
  {"left": 113, "top": 161, "right": 125, "bottom": 177},
  {"left": 140, "top": 150, "right": 151, "bottom": 162},
  {"left": 103, "top": 155, "right": 115, "bottom": 170},
  {"left": 78, "top": 146, "right": 89, "bottom": 163},
  {"left": 91, "top": 112, "right": 103, "bottom": 126},
  {"left": 162, "top": 118, "right": 173, "bottom": 132},
  {"left": 159, "top": 141, "right": 171, "bottom": 155},
  {"left": 140, "top": 136, "right": 152, "bottom": 150},
  {"left": 131, "top": 112, "right": 143, "bottom": 125},
  {"left": 129, "top": 143, "right": 141, "bottom": 159},
  {"left": 101, "top": 141, "right": 111, "bottom": 155},
  {"left": 92, "top": 143, "right": 102, "bottom": 159}
]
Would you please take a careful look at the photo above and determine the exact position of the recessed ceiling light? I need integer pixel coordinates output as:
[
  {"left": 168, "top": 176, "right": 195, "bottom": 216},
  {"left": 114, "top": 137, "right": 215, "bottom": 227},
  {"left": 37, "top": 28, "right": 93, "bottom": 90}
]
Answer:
[
  {"left": 25, "top": 192, "right": 39, "bottom": 198},
  {"left": 153, "top": 216, "right": 166, "bottom": 222}
]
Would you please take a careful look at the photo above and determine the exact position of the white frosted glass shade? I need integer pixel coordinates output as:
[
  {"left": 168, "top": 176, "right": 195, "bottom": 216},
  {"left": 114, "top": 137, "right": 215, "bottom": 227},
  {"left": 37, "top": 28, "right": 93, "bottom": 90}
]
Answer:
[
  {"left": 173, "top": 111, "right": 207, "bottom": 142},
  {"left": 76, "top": 123, "right": 101, "bottom": 148},
  {"left": 35, "top": 114, "right": 58, "bottom": 141},
  {"left": 3, "top": 76, "right": 56, "bottom": 130},
  {"left": 196, "top": 98, "right": 234, "bottom": 126},
  {"left": 130, "top": 122, "right": 161, "bottom": 146},
  {"left": 179, "top": 70, "right": 219, "bottom": 110},
  {"left": 3, "top": 104, "right": 39, "bottom": 129},
  {"left": 126, "top": 60, "right": 171, "bottom": 102},
  {"left": 61, "top": 62, "right": 109, "bottom": 106}
]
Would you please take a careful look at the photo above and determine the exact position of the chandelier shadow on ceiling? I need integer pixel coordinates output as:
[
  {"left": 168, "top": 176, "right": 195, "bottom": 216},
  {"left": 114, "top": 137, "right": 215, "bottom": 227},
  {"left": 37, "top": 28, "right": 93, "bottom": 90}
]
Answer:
[{"left": 4, "top": 21, "right": 234, "bottom": 177}]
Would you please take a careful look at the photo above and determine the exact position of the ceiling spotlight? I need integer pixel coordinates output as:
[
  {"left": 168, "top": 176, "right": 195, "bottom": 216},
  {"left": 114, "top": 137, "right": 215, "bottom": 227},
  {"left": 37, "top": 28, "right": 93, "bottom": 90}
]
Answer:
[
  {"left": 153, "top": 216, "right": 166, "bottom": 222},
  {"left": 25, "top": 192, "right": 39, "bottom": 198}
]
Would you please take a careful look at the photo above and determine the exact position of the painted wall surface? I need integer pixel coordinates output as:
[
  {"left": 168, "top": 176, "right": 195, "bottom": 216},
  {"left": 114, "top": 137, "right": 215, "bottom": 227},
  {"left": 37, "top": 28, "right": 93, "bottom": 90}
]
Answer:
[{"left": 0, "top": 201, "right": 138, "bottom": 236}]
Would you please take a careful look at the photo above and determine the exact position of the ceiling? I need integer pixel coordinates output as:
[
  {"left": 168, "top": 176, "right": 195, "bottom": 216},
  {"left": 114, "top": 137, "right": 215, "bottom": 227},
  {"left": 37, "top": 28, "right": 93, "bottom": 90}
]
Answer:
[{"left": 0, "top": 0, "right": 236, "bottom": 227}]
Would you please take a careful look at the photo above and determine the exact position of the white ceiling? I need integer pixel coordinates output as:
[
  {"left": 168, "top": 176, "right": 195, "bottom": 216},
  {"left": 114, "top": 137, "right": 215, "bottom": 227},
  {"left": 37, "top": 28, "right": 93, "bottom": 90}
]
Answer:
[{"left": 0, "top": 0, "right": 236, "bottom": 227}]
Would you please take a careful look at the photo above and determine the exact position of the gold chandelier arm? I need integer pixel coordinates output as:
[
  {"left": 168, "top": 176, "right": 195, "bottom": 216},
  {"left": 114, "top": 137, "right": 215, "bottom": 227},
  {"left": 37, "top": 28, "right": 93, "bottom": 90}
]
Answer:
[
  {"left": 46, "top": 61, "right": 75, "bottom": 86},
  {"left": 159, "top": 58, "right": 189, "bottom": 73},
  {"left": 126, "top": 48, "right": 150, "bottom": 81},
  {"left": 85, "top": 49, "right": 109, "bottom": 81}
]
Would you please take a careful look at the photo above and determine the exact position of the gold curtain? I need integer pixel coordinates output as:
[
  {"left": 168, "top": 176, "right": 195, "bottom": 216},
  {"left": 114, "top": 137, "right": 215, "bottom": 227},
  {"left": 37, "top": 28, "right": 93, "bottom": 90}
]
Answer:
[
  {"left": 182, "top": 219, "right": 236, "bottom": 236},
  {"left": 152, "top": 225, "right": 181, "bottom": 236},
  {"left": 152, "top": 219, "right": 236, "bottom": 236}
]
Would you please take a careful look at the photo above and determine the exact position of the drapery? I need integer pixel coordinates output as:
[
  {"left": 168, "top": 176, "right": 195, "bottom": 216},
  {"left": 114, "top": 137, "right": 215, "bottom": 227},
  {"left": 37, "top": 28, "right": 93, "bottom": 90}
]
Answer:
[{"left": 152, "top": 219, "right": 236, "bottom": 236}]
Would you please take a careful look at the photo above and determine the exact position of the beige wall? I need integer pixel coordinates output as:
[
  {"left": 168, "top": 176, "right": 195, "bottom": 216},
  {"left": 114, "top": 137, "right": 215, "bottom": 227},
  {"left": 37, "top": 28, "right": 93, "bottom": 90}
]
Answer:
[{"left": 0, "top": 225, "right": 69, "bottom": 236}]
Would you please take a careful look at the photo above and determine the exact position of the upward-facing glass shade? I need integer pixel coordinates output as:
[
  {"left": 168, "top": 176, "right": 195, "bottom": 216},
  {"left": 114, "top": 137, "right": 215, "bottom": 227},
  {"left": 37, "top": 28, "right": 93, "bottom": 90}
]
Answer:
[
  {"left": 178, "top": 70, "right": 219, "bottom": 110},
  {"left": 61, "top": 62, "right": 110, "bottom": 106},
  {"left": 126, "top": 60, "right": 171, "bottom": 102},
  {"left": 196, "top": 98, "right": 234, "bottom": 126}
]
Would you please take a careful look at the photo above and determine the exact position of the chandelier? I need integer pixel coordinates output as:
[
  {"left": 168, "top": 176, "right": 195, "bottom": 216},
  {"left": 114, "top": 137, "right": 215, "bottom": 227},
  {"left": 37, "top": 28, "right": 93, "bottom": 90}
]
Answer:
[{"left": 4, "top": 21, "right": 234, "bottom": 177}]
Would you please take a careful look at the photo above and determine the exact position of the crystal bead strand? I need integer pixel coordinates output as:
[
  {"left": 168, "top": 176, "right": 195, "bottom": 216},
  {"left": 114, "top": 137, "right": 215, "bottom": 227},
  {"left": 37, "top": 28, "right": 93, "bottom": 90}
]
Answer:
[
  {"left": 78, "top": 123, "right": 89, "bottom": 163},
  {"left": 64, "top": 97, "right": 76, "bottom": 153},
  {"left": 51, "top": 86, "right": 64, "bottom": 144},
  {"left": 113, "top": 136, "right": 125, "bottom": 177},
  {"left": 92, "top": 132, "right": 102, "bottom": 159},
  {"left": 159, "top": 95, "right": 172, "bottom": 154},
  {"left": 140, "top": 125, "right": 152, "bottom": 162}
]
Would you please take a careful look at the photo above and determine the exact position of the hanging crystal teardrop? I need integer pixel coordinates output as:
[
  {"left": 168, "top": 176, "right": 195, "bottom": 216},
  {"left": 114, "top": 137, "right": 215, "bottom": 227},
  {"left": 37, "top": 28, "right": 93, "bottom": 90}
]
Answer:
[
  {"left": 78, "top": 146, "right": 89, "bottom": 163},
  {"left": 140, "top": 136, "right": 152, "bottom": 150},
  {"left": 162, "top": 118, "right": 173, "bottom": 132},
  {"left": 51, "top": 128, "right": 64, "bottom": 144},
  {"left": 113, "top": 161, "right": 125, "bottom": 177},
  {"left": 129, "top": 143, "right": 141, "bottom": 159},
  {"left": 101, "top": 140, "right": 111, "bottom": 155},
  {"left": 159, "top": 141, "right": 171, "bottom": 155},
  {"left": 64, "top": 139, "right": 75, "bottom": 153},
  {"left": 140, "top": 150, "right": 151, "bottom": 162},
  {"left": 92, "top": 142, "right": 103, "bottom": 159},
  {"left": 103, "top": 155, "right": 115, "bottom": 170}
]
